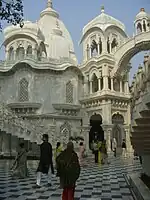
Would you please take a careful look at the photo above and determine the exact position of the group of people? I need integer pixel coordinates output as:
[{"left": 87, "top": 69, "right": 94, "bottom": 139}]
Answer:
[
  {"left": 10, "top": 133, "right": 129, "bottom": 200},
  {"left": 11, "top": 134, "right": 81, "bottom": 200}
]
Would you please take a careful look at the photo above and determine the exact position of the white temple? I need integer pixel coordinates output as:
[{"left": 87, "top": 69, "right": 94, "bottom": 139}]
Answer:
[{"left": 0, "top": 1, "right": 150, "bottom": 156}]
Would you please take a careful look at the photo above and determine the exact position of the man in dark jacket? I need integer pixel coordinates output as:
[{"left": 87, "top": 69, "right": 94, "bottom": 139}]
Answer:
[{"left": 36, "top": 134, "right": 54, "bottom": 187}]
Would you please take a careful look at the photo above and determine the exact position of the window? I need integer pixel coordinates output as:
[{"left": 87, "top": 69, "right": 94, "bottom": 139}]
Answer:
[
  {"left": 18, "top": 78, "right": 29, "bottom": 102},
  {"left": 107, "top": 38, "right": 110, "bottom": 53},
  {"left": 143, "top": 21, "right": 146, "bottom": 32},
  {"left": 66, "top": 81, "right": 73, "bottom": 103},
  {"left": 27, "top": 45, "right": 32, "bottom": 56},
  {"left": 137, "top": 23, "right": 142, "bottom": 33},
  {"left": 111, "top": 38, "right": 118, "bottom": 53},
  {"left": 99, "top": 38, "right": 102, "bottom": 54},
  {"left": 16, "top": 47, "right": 25, "bottom": 60},
  {"left": 91, "top": 40, "right": 98, "bottom": 57},
  {"left": 8, "top": 47, "right": 14, "bottom": 60}
]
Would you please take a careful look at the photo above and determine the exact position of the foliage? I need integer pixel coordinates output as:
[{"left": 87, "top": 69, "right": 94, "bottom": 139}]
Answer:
[{"left": 0, "top": 0, "right": 24, "bottom": 30}]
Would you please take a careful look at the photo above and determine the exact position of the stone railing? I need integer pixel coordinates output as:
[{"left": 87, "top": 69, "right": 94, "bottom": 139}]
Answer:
[
  {"left": 0, "top": 103, "right": 46, "bottom": 144},
  {"left": 131, "top": 54, "right": 150, "bottom": 176}
]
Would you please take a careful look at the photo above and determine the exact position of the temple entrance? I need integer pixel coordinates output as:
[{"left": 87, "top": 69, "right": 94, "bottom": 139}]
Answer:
[
  {"left": 112, "top": 113, "right": 124, "bottom": 147},
  {"left": 89, "top": 113, "right": 104, "bottom": 149}
]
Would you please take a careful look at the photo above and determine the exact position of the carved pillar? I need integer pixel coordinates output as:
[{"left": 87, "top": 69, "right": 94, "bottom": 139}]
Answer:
[
  {"left": 82, "top": 126, "right": 90, "bottom": 153},
  {"left": 103, "top": 76, "right": 108, "bottom": 90},
  {"left": 90, "top": 81, "right": 92, "bottom": 94},
  {"left": 125, "top": 127, "right": 133, "bottom": 153},
  {"left": 98, "top": 78, "right": 101, "bottom": 91},
  {"left": 83, "top": 76, "right": 89, "bottom": 95},
  {"left": 89, "top": 47, "right": 92, "bottom": 58},
  {"left": 109, "top": 41, "right": 111, "bottom": 53},
  {"left": 97, "top": 43, "right": 100, "bottom": 55},
  {"left": 111, "top": 78, "right": 114, "bottom": 91},
  {"left": 5, "top": 50, "right": 9, "bottom": 60},
  {"left": 14, "top": 50, "right": 17, "bottom": 60},
  {"left": 125, "top": 81, "right": 129, "bottom": 93},
  {"left": 106, "top": 129, "right": 112, "bottom": 152},
  {"left": 120, "top": 80, "right": 123, "bottom": 92}
]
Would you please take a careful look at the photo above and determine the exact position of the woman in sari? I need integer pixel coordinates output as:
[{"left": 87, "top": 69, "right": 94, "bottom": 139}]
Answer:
[
  {"left": 56, "top": 142, "right": 80, "bottom": 200},
  {"left": 11, "top": 143, "right": 28, "bottom": 178}
]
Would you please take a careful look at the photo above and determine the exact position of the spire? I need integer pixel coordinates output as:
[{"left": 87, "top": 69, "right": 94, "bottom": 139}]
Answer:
[
  {"left": 101, "top": 5, "right": 105, "bottom": 13},
  {"left": 47, "top": 0, "right": 53, "bottom": 8}
]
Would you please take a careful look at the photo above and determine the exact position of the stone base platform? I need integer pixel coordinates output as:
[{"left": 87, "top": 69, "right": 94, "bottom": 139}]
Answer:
[{"left": 127, "top": 173, "right": 150, "bottom": 200}]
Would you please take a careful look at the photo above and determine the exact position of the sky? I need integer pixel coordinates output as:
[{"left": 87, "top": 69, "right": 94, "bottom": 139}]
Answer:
[{"left": 0, "top": 0, "right": 150, "bottom": 83}]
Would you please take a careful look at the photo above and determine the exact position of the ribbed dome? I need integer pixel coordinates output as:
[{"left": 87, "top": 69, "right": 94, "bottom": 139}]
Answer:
[
  {"left": 83, "top": 6, "right": 125, "bottom": 35},
  {"left": 38, "top": 0, "right": 77, "bottom": 62},
  {"left": 135, "top": 8, "right": 150, "bottom": 21}
]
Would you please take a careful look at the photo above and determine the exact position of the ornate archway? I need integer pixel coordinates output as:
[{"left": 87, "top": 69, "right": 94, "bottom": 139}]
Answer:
[
  {"left": 90, "top": 113, "right": 102, "bottom": 126},
  {"left": 111, "top": 31, "right": 150, "bottom": 76},
  {"left": 89, "top": 113, "right": 104, "bottom": 149}
]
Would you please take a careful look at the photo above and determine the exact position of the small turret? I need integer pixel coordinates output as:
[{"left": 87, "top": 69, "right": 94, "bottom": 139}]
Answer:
[{"left": 134, "top": 8, "right": 150, "bottom": 35}]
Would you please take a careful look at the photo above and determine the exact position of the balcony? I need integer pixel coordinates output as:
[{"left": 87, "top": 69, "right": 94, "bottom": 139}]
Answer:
[{"left": 7, "top": 102, "right": 41, "bottom": 114}]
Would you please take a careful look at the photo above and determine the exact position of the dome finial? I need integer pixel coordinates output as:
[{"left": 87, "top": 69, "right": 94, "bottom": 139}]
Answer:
[
  {"left": 47, "top": 0, "right": 53, "bottom": 8},
  {"left": 101, "top": 5, "right": 105, "bottom": 13}
]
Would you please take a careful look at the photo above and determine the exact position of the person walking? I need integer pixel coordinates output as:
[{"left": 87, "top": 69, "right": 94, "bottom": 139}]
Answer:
[
  {"left": 36, "top": 134, "right": 54, "bottom": 187},
  {"left": 78, "top": 142, "right": 85, "bottom": 166},
  {"left": 11, "top": 143, "right": 28, "bottom": 178},
  {"left": 100, "top": 140, "right": 109, "bottom": 164},
  {"left": 112, "top": 138, "right": 117, "bottom": 157},
  {"left": 56, "top": 142, "right": 80, "bottom": 200},
  {"left": 122, "top": 139, "right": 127, "bottom": 158}
]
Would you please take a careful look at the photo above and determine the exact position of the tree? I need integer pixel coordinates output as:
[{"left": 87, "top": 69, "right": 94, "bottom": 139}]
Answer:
[{"left": 0, "top": 0, "right": 24, "bottom": 30}]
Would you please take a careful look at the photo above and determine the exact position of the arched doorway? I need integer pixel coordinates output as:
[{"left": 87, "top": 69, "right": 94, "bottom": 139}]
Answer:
[
  {"left": 112, "top": 113, "right": 124, "bottom": 147},
  {"left": 89, "top": 113, "right": 104, "bottom": 149}
]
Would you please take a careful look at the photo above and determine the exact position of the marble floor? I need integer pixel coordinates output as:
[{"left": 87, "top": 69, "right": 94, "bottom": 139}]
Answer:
[{"left": 0, "top": 155, "right": 141, "bottom": 200}]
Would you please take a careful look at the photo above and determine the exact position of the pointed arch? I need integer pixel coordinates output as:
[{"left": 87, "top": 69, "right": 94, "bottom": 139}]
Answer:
[
  {"left": 18, "top": 78, "right": 29, "bottom": 102},
  {"left": 112, "top": 113, "right": 124, "bottom": 124},
  {"left": 112, "top": 124, "right": 122, "bottom": 146},
  {"left": 66, "top": 81, "right": 73, "bottom": 103},
  {"left": 137, "top": 23, "right": 142, "bottom": 33},
  {"left": 91, "top": 40, "right": 98, "bottom": 57}
]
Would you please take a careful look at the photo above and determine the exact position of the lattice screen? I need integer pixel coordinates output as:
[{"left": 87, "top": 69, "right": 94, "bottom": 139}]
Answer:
[
  {"left": 60, "top": 121, "right": 71, "bottom": 146},
  {"left": 18, "top": 78, "right": 29, "bottom": 102},
  {"left": 66, "top": 81, "right": 73, "bottom": 103}
]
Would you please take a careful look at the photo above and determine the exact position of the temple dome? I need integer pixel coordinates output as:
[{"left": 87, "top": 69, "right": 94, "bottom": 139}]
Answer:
[
  {"left": 82, "top": 6, "right": 125, "bottom": 35},
  {"left": 38, "top": 0, "right": 77, "bottom": 63}
]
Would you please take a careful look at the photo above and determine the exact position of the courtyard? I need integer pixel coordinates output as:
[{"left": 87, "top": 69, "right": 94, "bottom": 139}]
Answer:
[{"left": 0, "top": 155, "right": 141, "bottom": 200}]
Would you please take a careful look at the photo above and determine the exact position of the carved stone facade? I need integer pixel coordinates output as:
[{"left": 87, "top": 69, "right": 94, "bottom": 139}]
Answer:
[
  {"left": 0, "top": 2, "right": 150, "bottom": 156},
  {"left": 130, "top": 54, "right": 150, "bottom": 176}
]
